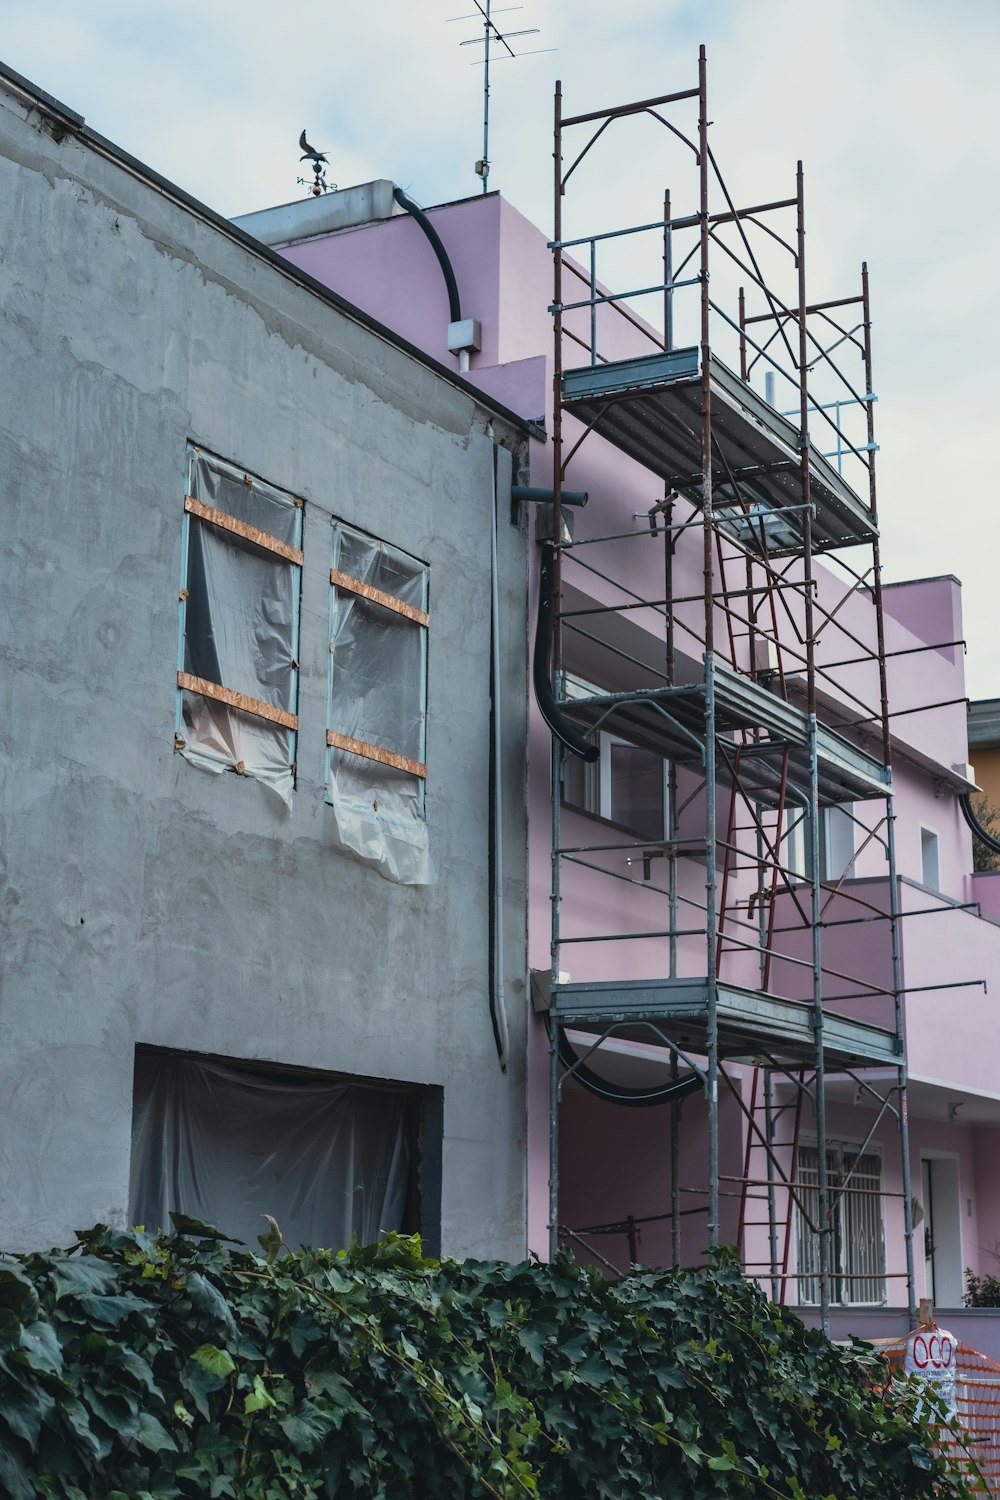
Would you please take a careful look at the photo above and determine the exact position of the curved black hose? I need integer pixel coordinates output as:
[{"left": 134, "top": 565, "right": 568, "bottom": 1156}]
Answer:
[
  {"left": 392, "top": 187, "right": 461, "bottom": 324},
  {"left": 558, "top": 1027, "right": 701, "bottom": 1108},
  {"left": 534, "top": 543, "right": 599, "bottom": 762},
  {"left": 961, "top": 791, "right": 1000, "bottom": 853}
]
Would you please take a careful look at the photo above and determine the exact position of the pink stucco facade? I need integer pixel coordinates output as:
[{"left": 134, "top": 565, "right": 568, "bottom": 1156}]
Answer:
[{"left": 251, "top": 184, "right": 1000, "bottom": 1338}]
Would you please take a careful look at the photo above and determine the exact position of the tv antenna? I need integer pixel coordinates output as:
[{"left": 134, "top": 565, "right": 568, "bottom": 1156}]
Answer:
[{"left": 447, "top": 1, "right": 554, "bottom": 194}]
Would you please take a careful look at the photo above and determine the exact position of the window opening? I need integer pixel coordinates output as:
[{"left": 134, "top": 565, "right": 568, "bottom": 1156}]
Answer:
[
  {"left": 327, "top": 521, "right": 430, "bottom": 884},
  {"left": 920, "top": 827, "right": 941, "bottom": 891},
  {"left": 129, "top": 1047, "right": 428, "bottom": 1253},
  {"left": 796, "top": 1141, "right": 886, "bottom": 1305},
  {"left": 176, "top": 447, "right": 302, "bottom": 806},
  {"left": 786, "top": 804, "right": 856, "bottom": 883},
  {"left": 560, "top": 672, "right": 670, "bottom": 841},
  {"left": 564, "top": 728, "right": 669, "bottom": 841}
]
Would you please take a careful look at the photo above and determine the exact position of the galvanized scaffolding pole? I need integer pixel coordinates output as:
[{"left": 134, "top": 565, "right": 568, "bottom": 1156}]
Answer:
[
  {"left": 548, "top": 78, "right": 564, "bottom": 1264},
  {"left": 862, "top": 262, "right": 916, "bottom": 1323}
]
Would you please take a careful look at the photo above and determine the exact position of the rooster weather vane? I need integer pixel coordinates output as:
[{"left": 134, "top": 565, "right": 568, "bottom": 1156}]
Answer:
[{"left": 298, "top": 130, "right": 336, "bottom": 196}]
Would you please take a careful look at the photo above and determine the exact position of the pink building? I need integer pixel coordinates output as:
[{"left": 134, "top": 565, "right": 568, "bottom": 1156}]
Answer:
[{"left": 235, "top": 54, "right": 1000, "bottom": 1339}]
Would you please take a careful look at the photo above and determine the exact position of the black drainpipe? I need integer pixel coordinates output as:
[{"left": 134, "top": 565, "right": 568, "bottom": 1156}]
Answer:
[{"left": 392, "top": 187, "right": 461, "bottom": 324}]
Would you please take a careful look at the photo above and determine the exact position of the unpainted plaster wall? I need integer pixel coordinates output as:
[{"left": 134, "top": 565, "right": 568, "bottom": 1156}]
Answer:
[{"left": 0, "top": 83, "right": 529, "bottom": 1258}]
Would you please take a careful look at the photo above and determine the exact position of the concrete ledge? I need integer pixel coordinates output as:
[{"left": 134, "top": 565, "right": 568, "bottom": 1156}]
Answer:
[{"left": 233, "top": 180, "right": 401, "bottom": 247}]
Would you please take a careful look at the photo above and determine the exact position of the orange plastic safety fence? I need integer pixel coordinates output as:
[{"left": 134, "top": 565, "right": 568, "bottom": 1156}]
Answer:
[{"left": 876, "top": 1334, "right": 1000, "bottom": 1495}]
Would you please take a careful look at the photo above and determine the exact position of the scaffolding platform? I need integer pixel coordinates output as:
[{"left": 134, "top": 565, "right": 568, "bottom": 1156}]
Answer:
[
  {"left": 562, "top": 349, "right": 876, "bottom": 555},
  {"left": 551, "top": 977, "right": 901, "bottom": 1070},
  {"left": 562, "top": 659, "right": 892, "bottom": 805}
]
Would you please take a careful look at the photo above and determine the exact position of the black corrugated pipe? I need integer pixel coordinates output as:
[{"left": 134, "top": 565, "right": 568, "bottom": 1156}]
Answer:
[
  {"left": 961, "top": 791, "right": 1000, "bottom": 853},
  {"left": 558, "top": 1028, "right": 701, "bottom": 1108},
  {"left": 392, "top": 187, "right": 461, "bottom": 324},
  {"left": 534, "top": 543, "right": 599, "bottom": 762}
]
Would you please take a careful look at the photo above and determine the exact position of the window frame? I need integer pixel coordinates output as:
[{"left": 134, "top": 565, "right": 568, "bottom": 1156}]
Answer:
[
  {"left": 563, "top": 727, "right": 671, "bottom": 842},
  {"left": 326, "top": 519, "right": 430, "bottom": 815},
  {"left": 175, "top": 447, "right": 303, "bottom": 784},
  {"left": 920, "top": 825, "right": 941, "bottom": 892},
  {"left": 559, "top": 673, "right": 671, "bottom": 843},
  {"left": 785, "top": 803, "right": 857, "bottom": 884}
]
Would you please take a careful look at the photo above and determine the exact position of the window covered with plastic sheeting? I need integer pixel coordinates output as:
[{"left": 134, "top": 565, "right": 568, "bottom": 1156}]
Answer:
[
  {"left": 129, "top": 1049, "right": 421, "bottom": 1253},
  {"left": 176, "top": 449, "right": 303, "bottom": 806},
  {"left": 327, "top": 521, "right": 431, "bottom": 884}
]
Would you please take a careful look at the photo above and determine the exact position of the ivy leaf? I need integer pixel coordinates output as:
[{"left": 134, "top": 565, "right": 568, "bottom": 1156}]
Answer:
[
  {"left": 169, "top": 1213, "right": 237, "bottom": 1241},
  {"left": 574, "top": 1352, "right": 613, "bottom": 1387},
  {"left": 278, "top": 1401, "right": 331, "bottom": 1454},
  {"left": 0, "top": 1265, "right": 39, "bottom": 1322},
  {"left": 305, "top": 1366, "right": 362, "bottom": 1411},
  {"left": 19, "top": 1318, "right": 63, "bottom": 1376},
  {"left": 63, "top": 1397, "right": 111, "bottom": 1461},
  {"left": 174, "top": 1398, "right": 195, "bottom": 1428},
  {"left": 185, "top": 1272, "right": 238, "bottom": 1339},
  {"left": 0, "top": 1379, "right": 55, "bottom": 1447},
  {"left": 244, "top": 1374, "right": 277, "bottom": 1414},
  {"left": 0, "top": 1446, "right": 35, "bottom": 1500},
  {"left": 257, "top": 1215, "right": 283, "bottom": 1264},
  {"left": 0, "top": 1307, "right": 21, "bottom": 1349},
  {"left": 75, "top": 1293, "right": 150, "bottom": 1327},
  {"left": 119, "top": 1346, "right": 162, "bottom": 1397},
  {"left": 516, "top": 1324, "right": 547, "bottom": 1367},
  {"left": 137, "top": 1411, "right": 179, "bottom": 1453},
  {"left": 191, "top": 1343, "right": 236, "bottom": 1379},
  {"left": 50, "top": 1256, "right": 119, "bottom": 1301}
]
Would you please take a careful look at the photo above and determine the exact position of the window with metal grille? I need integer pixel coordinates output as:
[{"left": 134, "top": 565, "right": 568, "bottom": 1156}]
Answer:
[{"left": 796, "top": 1142, "right": 886, "bottom": 1305}]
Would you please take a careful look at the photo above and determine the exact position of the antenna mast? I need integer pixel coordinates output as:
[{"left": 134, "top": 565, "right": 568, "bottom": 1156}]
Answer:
[{"left": 449, "top": 1, "right": 550, "bottom": 194}]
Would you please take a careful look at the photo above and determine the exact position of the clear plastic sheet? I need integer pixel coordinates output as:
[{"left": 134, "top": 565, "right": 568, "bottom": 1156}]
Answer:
[
  {"left": 179, "top": 452, "right": 300, "bottom": 806},
  {"left": 129, "top": 1051, "right": 415, "bottom": 1252},
  {"left": 327, "top": 522, "right": 431, "bottom": 885}
]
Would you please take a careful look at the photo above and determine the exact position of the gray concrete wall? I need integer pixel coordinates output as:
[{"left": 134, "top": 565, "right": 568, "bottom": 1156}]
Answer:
[{"left": 0, "top": 79, "right": 528, "bottom": 1258}]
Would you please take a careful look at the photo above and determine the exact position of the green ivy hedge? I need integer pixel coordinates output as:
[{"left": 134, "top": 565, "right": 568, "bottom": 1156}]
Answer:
[{"left": 0, "top": 1221, "right": 981, "bottom": 1499}]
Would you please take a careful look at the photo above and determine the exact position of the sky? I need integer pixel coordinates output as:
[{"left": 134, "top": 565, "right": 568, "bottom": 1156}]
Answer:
[{"left": 2, "top": 0, "right": 998, "bottom": 697}]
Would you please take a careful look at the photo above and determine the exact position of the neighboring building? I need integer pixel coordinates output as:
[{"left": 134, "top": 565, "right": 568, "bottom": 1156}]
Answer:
[
  {"left": 969, "top": 699, "right": 1000, "bottom": 808},
  {"left": 0, "top": 63, "right": 531, "bottom": 1260},
  {"left": 235, "top": 51, "right": 1000, "bottom": 1336}
]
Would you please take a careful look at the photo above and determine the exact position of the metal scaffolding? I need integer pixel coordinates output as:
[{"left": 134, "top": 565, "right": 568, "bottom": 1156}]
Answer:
[{"left": 543, "top": 47, "right": 919, "bottom": 1333}]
